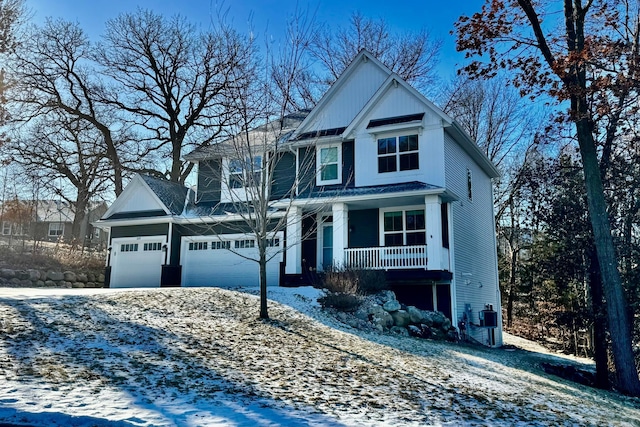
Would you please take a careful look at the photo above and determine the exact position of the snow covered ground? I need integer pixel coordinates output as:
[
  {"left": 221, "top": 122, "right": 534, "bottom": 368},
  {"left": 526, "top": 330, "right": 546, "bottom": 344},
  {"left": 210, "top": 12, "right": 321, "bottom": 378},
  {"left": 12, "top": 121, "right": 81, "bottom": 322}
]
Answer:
[{"left": 0, "top": 286, "right": 638, "bottom": 426}]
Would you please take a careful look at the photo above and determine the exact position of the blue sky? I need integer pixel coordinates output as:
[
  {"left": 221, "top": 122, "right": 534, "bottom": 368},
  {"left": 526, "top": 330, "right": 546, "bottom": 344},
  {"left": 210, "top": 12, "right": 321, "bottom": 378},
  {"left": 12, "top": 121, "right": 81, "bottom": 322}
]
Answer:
[{"left": 27, "top": 0, "right": 485, "bottom": 79}]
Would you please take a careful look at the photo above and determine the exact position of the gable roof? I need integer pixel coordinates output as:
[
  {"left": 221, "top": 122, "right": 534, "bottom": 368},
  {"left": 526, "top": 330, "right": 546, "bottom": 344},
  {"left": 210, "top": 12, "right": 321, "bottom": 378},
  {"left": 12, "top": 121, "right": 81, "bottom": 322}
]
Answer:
[
  {"left": 290, "top": 50, "right": 391, "bottom": 140},
  {"left": 283, "top": 54, "right": 497, "bottom": 178},
  {"left": 184, "top": 111, "right": 308, "bottom": 162},
  {"left": 101, "top": 174, "right": 189, "bottom": 220}
]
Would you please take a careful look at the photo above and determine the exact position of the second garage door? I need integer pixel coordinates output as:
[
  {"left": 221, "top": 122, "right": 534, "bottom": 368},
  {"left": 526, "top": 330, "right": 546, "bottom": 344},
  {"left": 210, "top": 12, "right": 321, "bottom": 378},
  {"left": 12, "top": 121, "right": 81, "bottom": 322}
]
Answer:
[{"left": 181, "top": 234, "right": 282, "bottom": 287}]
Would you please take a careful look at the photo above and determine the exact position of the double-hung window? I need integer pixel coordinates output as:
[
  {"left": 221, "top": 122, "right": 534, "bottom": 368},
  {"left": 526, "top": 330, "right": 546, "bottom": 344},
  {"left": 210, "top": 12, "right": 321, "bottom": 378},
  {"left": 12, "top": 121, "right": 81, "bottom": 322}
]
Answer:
[
  {"left": 377, "top": 134, "right": 419, "bottom": 173},
  {"left": 317, "top": 145, "right": 341, "bottom": 185},
  {"left": 228, "top": 156, "right": 262, "bottom": 189},
  {"left": 382, "top": 209, "right": 426, "bottom": 246}
]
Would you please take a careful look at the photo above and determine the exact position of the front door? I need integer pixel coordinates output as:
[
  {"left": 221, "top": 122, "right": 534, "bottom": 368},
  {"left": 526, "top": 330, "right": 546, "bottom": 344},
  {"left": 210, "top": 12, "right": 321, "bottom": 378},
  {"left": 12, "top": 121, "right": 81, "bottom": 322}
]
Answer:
[{"left": 318, "top": 223, "right": 333, "bottom": 271}]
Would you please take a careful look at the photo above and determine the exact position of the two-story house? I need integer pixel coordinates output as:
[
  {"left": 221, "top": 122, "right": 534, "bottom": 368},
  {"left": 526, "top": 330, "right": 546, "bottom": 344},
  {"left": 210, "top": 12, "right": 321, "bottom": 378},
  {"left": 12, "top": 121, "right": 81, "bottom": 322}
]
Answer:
[{"left": 96, "top": 50, "right": 502, "bottom": 346}]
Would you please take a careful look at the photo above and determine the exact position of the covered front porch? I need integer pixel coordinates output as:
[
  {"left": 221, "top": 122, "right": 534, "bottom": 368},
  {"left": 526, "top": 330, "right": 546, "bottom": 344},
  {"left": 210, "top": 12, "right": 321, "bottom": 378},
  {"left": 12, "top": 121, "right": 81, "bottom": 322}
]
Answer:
[{"left": 283, "top": 193, "right": 452, "bottom": 279}]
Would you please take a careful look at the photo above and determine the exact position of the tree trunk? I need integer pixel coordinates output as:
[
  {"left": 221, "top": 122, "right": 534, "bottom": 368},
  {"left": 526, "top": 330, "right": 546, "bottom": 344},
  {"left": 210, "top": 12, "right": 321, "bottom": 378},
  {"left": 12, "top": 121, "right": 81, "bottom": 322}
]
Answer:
[
  {"left": 259, "top": 247, "right": 269, "bottom": 319},
  {"left": 575, "top": 116, "right": 640, "bottom": 395},
  {"left": 72, "top": 188, "right": 90, "bottom": 247},
  {"left": 587, "top": 244, "right": 610, "bottom": 390}
]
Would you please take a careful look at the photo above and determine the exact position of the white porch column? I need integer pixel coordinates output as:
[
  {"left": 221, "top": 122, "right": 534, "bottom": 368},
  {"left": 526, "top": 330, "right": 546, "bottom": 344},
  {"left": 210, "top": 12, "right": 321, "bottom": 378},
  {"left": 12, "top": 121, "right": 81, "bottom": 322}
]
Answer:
[
  {"left": 425, "top": 195, "right": 443, "bottom": 270},
  {"left": 332, "top": 203, "right": 348, "bottom": 267},
  {"left": 285, "top": 206, "right": 302, "bottom": 274}
]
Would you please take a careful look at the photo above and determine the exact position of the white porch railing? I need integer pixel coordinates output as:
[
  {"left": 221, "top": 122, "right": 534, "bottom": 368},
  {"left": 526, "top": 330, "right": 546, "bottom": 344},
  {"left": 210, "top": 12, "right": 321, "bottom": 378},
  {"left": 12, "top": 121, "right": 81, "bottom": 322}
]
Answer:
[{"left": 343, "top": 245, "right": 428, "bottom": 270}]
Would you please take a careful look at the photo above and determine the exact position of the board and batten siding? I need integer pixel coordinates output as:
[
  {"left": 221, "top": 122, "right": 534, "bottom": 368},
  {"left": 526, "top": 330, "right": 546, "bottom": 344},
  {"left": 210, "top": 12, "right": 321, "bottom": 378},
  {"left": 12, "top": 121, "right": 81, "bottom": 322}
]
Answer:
[
  {"left": 304, "top": 59, "right": 388, "bottom": 132},
  {"left": 444, "top": 132, "right": 502, "bottom": 347},
  {"left": 196, "top": 159, "right": 222, "bottom": 203},
  {"left": 352, "top": 87, "right": 446, "bottom": 188}
]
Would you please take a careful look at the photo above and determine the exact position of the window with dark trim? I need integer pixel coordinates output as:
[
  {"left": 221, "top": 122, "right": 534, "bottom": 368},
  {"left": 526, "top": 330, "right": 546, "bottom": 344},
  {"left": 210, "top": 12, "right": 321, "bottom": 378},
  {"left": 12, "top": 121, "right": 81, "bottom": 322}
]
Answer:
[
  {"left": 383, "top": 209, "right": 426, "bottom": 246},
  {"left": 235, "top": 239, "right": 255, "bottom": 249},
  {"left": 211, "top": 241, "right": 231, "bottom": 250},
  {"left": 441, "top": 203, "right": 449, "bottom": 249},
  {"left": 188, "top": 241, "right": 208, "bottom": 251},
  {"left": 143, "top": 242, "right": 162, "bottom": 251},
  {"left": 121, "top": 243, "right": 138, "bottom": 252},
  {"left": 377, "top": 135, "right": 419, "bottom": 173}
]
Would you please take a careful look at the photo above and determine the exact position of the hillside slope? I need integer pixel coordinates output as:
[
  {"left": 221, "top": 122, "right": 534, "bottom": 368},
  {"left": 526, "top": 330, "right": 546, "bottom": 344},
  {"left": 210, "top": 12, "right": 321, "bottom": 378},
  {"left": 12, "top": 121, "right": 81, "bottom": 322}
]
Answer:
[{"left": 0, "top": 287, "right": 638, "bottom": 426}]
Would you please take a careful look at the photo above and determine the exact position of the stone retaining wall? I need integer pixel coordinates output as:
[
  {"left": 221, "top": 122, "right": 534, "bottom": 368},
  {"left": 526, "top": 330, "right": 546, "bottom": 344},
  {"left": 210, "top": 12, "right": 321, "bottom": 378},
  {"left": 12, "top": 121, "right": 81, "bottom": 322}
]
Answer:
[{"left": 0, "top": 268, "right": 105, "bottom": 288}]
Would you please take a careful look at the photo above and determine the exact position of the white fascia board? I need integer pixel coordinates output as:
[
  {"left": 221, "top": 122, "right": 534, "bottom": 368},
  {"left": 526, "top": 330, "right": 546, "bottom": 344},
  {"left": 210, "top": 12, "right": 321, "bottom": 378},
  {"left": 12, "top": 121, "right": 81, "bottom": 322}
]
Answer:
[
  {"left": 444, "top": 122, "right": 500, "bottom": 179},
  {"left": 271, "top": 187, "right": 449, "bottom": 209},
  {"left": 174, "top": 211, "right": 287, "bottom": 225},
  {"left": 93, "top": 215, "right": 174, "bottom": 229}
]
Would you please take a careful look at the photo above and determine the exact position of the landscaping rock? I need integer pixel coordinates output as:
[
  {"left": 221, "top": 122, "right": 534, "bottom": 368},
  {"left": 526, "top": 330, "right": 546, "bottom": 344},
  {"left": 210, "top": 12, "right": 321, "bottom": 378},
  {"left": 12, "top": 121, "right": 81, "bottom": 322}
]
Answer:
[
  {"left": 63, "top": 271, "right": 77, "bottom": 282},
  {"left": 424, "top": 311, "right": 447, "bottom": 328},
  {"left": 20, "top": 279, "right": 31, "bottom": 287},
  {"left": 98, "top": 274, "right": 105, "bottom": 283},
  {"left": 35, "top": 280, "right": 45, "bottom": 287},
  {"left": 87, "top": 273, "right": 96, "bottom": 282},
  {"left": 27, "top": 269, "right": 41, "bottom": 281},
  {"left": 76, "top": 273, "right": 88, "bottom": 283},
  {"left": 44, "top": 280, "right": 56, "bottom": 287},
  {"left": 374, "top": 290, "right": 397, "bottom": 305},
  {"left": 382, "top": 300, "right": 401, "bottom": 312},
  {"left": 72, "top": 282, "right": 85, "bottom": 288},
  {"left": 0, "top": 268, "right": 15, "bottom": 279},
  {"left": 16, "top": 271, "right": 29, "bottom": 280},
  {"left": 370, "top": 306, "right": 394, "bottom": 329},
  {"left": 47, "top": 271, "right": 64, "bottom": 281},
  {"left": 442, "top": 317, "right": 452, "bottom": 331},
  {"left": 9, "top": 278, "right": 20, "bottom": 285},
  {"left": 407, "top": 306, "right": 425, "bottom": 323},
  {"left": 390, "top": 310, "right": 412, "bottom": 327}
]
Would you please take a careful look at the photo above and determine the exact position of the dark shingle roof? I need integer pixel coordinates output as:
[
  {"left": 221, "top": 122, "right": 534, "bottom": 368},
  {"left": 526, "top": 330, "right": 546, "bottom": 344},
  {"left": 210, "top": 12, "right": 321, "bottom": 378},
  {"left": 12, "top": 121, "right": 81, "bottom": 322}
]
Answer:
[
  {"left": 292, "top": 127, "right": 347, "bottom": 141},
  {"left": 301, "top": 181, "right": 441, "bottom": 199},
  {"left": 367, "top": 113, "right": 425, "bottom": 129},
  {"left": 140, "top": 175, "right": 189, "bottom": 215}
]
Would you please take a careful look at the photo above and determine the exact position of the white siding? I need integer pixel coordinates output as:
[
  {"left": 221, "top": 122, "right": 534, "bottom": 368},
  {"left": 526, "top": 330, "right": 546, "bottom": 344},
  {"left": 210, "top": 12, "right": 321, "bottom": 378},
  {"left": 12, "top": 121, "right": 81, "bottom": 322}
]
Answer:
[
  {"left": 444, "top": 132, "right": 502, "bottom": 347},
  {"left": 352, "top": 86, "right": 446, "bottom": 188},
  {"left": 304, "top": 59, "right": 388, "bottom": 131},
  {"left": 118, "top": 182, "right": 165, "bottom": 213}
]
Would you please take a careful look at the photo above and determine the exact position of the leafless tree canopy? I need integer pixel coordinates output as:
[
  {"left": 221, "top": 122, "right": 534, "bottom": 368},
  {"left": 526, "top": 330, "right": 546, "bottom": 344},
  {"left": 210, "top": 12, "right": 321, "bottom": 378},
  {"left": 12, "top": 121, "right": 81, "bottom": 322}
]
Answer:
[
  {"left": 96, "top": 9, "right": 256, "bottom": 184},
  {"left": 8, "top": 19, "right": 129, "bottom": 195},
  {"left": 0, "top": 0, "right": 25, "bottom": 54},
  {"left": 311, "top": 12, "right": 442, "bottom": 93}
]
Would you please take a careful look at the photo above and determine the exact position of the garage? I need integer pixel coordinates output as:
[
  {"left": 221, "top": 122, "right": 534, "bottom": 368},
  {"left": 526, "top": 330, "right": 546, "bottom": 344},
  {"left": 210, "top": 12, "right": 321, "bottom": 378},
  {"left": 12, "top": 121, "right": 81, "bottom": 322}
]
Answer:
[
  {"left": 110, "top": 236, "right": 165, "bottom": 288},
  {"left": 181, "top": 234, "right": 283, "bottom": 287}
]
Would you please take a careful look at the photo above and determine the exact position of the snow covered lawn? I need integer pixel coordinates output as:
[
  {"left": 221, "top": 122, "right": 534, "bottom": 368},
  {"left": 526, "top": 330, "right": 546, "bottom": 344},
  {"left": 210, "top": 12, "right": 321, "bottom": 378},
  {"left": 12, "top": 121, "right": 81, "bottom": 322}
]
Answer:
[{"left": 0, "top": 286, "right": 638, "bottom": 426}]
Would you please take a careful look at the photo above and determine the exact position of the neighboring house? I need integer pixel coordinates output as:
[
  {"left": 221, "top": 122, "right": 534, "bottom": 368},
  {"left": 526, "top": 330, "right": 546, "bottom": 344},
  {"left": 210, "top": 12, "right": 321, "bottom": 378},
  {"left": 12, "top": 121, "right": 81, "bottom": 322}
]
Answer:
[
  {"left": 96, "top": 50, "right": 503, "bottom": 346},
  {"left": 1, "top": 199, "right": 108, "bottom": 248}
]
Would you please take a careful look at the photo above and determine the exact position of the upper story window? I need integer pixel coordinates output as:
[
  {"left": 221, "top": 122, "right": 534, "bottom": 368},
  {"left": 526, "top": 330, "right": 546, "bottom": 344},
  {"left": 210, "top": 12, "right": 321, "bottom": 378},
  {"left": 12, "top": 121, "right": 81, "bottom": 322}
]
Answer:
[
  {"left": 228, "top": 156, "right": 262, "bottom": 189},
  {"left": 382, "top": 209, "right": 426, "bottom": 246},
  {"left": 316, "top": 145, "right": 341, "bottom": 185},
  {"left": 377, "top": 134, "right": 419, "bottom": 173},
  {"left": 2, "top": 221, "right": 11, "bottom": 235}
]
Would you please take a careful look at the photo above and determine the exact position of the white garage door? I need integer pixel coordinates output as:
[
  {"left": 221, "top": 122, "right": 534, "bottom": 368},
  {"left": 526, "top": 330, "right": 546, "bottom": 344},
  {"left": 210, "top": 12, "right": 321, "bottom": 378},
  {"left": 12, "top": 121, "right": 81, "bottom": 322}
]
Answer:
[
  {"left": 110, "top": 236, "right": 165, "bottom": 288},
  {"left": 181, "top": 234, "right": 282, "bottom": 287}
]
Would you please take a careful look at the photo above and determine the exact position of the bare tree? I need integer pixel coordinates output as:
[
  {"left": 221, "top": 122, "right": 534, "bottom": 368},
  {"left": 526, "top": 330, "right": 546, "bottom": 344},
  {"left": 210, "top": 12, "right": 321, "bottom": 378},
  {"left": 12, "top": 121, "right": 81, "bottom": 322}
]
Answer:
[
  {"left": 311, "top": 11, "right": 442, "bottom": 94},
  {"left": 8, "top": 111, "right": 112, "bottom": 244},
  {"left": 7, "top": 19, "right": 129, "bottom": 195},
  {"left": 0, "top": 0, "right": 25, "bottom": 53},
  {"left": 96, "top": 9, "right": 255, "bottom": 184}
]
